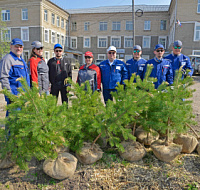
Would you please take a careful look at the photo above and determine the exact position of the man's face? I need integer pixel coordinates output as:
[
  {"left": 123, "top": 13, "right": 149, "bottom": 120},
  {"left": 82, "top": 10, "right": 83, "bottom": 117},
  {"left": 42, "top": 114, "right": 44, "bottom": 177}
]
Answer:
[
  {"left": 107, "top": 51, "right": 116, "bottom": 62},
  {"left": 54, "top": 48, "right": 63, "bottom": 58},
  {"left": 154, "top": 48, "right": 165, "bottom": 59},
  {"left": 172, "top": 46, "right": 182, "bottom": 55},
  {"left": 133, "top": 49, "right": 142, "bottom": 60},
  {"left": 10, "top": 44, "right": 23, "bottom": 58}
]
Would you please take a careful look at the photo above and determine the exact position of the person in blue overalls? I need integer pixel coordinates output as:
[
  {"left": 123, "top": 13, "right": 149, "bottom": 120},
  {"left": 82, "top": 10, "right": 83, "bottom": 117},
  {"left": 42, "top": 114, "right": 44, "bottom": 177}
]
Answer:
[
  {"left": 164, "top": 40, "right": 193, "bottom": 80},
  {"left": 0, "top": 38, "right": 30, "bottom": 135},
  {"left": 99, "top": 46, "right": 128, "bottom": 104},
  {"left": 143, "top": 44, "right": 173, "bottom": 89},
  {"left": 126, "top": 45, "right": 147, "bottom": 81}
]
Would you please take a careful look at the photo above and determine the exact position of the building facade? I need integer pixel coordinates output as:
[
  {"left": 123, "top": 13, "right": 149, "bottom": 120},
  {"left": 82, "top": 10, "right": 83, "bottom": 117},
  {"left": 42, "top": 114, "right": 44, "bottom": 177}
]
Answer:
[
  {"left": 0, "top": 0, "right": 69, "bottom": 62},
  {"left": 67, "top": 5, "right": 169, "bottom": 64}
]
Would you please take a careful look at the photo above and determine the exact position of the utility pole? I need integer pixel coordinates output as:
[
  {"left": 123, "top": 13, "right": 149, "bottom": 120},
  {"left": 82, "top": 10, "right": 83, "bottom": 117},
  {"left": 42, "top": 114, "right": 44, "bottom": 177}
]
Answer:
[{"left": 132, "top": 0, "right": 135, "bottom": 47}]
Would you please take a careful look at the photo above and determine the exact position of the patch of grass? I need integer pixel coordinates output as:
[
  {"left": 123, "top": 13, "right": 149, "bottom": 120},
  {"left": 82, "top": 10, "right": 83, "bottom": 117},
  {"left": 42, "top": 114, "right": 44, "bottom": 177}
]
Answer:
[
  {"left": 37, "top": 183, "right": 48, "bottom": 190},
  {"left": 187, "top": 182, "right": 198, "bottom": 190},
  {"left": 49, "top": 179, "right": 56, "bottom": 185}
]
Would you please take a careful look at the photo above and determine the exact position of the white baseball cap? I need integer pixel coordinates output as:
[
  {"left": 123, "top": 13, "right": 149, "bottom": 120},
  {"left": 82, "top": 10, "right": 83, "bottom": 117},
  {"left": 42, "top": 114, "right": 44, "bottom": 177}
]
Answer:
[{"left": 107, "top": 46, "right": 116, "bottom": 52}]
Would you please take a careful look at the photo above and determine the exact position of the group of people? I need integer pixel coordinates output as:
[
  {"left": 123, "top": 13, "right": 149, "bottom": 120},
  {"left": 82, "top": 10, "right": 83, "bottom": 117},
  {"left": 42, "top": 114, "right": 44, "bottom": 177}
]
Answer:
[
  {"left": 0, "top": 38, "right": 194, "bottom": 118},
  {"left": 77, "top": 40, "right": 193, "bottom": 104}
]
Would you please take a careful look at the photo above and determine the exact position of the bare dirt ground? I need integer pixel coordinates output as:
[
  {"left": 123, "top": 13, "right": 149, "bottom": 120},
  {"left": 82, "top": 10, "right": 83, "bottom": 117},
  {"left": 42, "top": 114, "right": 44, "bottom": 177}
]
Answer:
[{"left": 0, "top": 71, "right": 199, "bottom": 190}]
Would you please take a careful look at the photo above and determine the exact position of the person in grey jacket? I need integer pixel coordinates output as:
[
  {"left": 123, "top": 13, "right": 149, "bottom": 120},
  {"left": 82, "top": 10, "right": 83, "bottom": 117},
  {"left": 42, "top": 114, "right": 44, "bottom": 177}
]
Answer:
[{"left": 29, "top": 41, "right": 49, "bottom": 94}]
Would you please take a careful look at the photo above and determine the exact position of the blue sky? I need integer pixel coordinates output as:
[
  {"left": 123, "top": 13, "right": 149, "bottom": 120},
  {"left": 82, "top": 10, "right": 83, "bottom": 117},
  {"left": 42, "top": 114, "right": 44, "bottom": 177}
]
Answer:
[{"left": 50, "top": 0, "right": 171, "bottom": 10}]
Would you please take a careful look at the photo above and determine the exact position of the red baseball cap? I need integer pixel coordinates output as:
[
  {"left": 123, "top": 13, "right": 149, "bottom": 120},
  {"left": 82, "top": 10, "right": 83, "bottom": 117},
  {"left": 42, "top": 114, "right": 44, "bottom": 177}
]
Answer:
[{"left": 84, "top": 51, "right": 93, "bottom": 58}]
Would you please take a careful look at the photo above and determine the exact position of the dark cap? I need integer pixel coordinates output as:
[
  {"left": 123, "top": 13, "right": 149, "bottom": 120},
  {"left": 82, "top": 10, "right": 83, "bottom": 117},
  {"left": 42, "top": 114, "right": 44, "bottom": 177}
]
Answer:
[
  {"left": 133, "top": 45, "right": 142, "bottom": 51},
  {"left": 154, "top": 44, "right": 164, "bottom": 50},
  {"left": 11, "top": 38, "right": 23, "bottom": 46},
  {"left": 173, "top": 40, "right": 182, "bottom": 47},
  {"left": 31, "top": 41, "right": 43, "bottom": 49}
]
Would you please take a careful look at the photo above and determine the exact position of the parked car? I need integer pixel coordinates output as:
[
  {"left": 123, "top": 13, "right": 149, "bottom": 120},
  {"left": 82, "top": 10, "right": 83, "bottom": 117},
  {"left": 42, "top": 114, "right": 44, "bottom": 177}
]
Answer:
[{"left": 188, "top": 55, "right": 200, "bottom": 75}]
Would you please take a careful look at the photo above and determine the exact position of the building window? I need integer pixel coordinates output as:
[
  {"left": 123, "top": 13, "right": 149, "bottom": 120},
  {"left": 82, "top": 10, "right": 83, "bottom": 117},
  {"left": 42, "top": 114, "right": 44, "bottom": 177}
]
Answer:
[
  {"left": 61, "top": 35, "right": 64, "bottom": 45},
  {"left": 1, "top": 28, "right": 11, "bottom": 42},
  {"left": 51, "top": 31, "right": 56, "bottom": 43},
  {"left": 194, "top": 22, "right": 200, "bottom": 41},
  {"left": 21, "top": 27, "right": 29, "bottom": 41},
  {"left": 112, "top": 21, "right": 121, "bottom": 31},
  {"left": 124, "top": 37, "right": 133, "bottom": 48},
  {"left": 2, "top": 10, "right": 10, "bottom": 21},
  {"left": 22, "top": 8, "right": 28, "bottom": 20},
  {"left": 160, "top": 20, "right": 167, "bottom": 30},
  {"left": 71, "top": 22, "right": 77, "bottom": 31},
  {"left": 23, "top": 51, "right": 29, "bottom": 63},
  {"left": 52, "top": 13, "right": 55, "bottom": 25},
  {"left": 159, "top": 36, "right": 167, "bottom": 49},
  {"left": 44, "top": 10, "right": 48, "bottom": 22},
  {"left": 143, "top": 36, "right": 151, "bottom": 48},
  {"left": 45, "top": 51, "right": 49, "bottom": 63},
  {"left": 61, "top": 18, "right": 64, "bottom": 29},
  {"left": 71, "top": 37, "right": 77, "bottom": 49},
  {"left": 198, "top": 0, "right": 200, "bottom": 13},
  {"left": 84, "top": 37, "right": 90, "bottom": 48},
  {"left": 98, "top": 37, "right": 107, "bottom": 48},
  {"left": 98, "top": 54, "right": 106, "bottom": 60},
  {"left": 111, "top": 37, "right": 121, "bottom": 48},
  {"left": 57, "top": 34, "right": 60, "bottom": 44},
  {"left": 144, "top": 21, "right": 151, "bottom": 30},
  {"left": 84, "top": 22, "right": 90, "bottom": 31},
  {"left": 44, "top": 29, "right": 49, "bottom": 42},
  {"left": 126, "top": 21, "right": 133, "bottom": 30},
  {"left": 99, "top": 22, "right": 107, "bottom": 31},
  {"left": 57, "top": 16, "right": 60, "bottom": 27}
]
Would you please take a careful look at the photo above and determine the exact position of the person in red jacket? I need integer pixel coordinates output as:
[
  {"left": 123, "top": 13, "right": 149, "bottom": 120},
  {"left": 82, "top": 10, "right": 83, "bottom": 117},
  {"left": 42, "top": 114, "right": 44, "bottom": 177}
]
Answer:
[
  {"left": 77, "top": 51, "right": 101, "bottom": 92},
  {"left": 29, "top": 41, "right": 49, "bottom": 94}
]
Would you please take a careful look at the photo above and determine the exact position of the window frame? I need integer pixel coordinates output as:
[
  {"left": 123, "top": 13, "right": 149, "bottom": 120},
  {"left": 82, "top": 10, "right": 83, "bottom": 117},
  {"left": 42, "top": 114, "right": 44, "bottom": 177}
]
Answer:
[
  {"left": 83, "top": 37, "right": 90, "bottom": 48},
  {"left": 1, "top": 28, "right": 11, "bottom": 42},
  {"left": 57, "top": 16, "right": 60, "bottom": 27},
  {"left": 71, "top": 22, "right": 77, "bottom": 31},
  {"left": 51, "top": 30, "right": 56, "bottom": 44},
  {"left": 44, "top": 10, "right": 48, "bottom": 22},
  {"left": 112, "top": 21, "right": 121, "bottom": 31},
  {"left": 22, "top": 8, "right": 28, "bottom": 20},
  {"left": 111, "top": 36, "right": 121, "bottom": 48},
  {"left": 98, "top": 54, "right": 106, "bottom": 60},
  {"left": 197, "top": 0, "right": 200, "bottom": 13},
  {"left": 126, "top": 21, "right": 133, "bottom": 30},
  {"left": 61, "top": 18, "right": 64, "bottom": 29},
  {"left": 71, "top": 37, "right": 77, "bottom": 49},
  {"left": 158, "top": 36, "right": 167, "bottom": 49},
  {"left": 61, "top": 35, "right": 65, "bottom": 46},
  {"left": 52, "top": 13, "right": 55, "bottom": 25},
  {"left": 98, "top": 36, "right": 107, "bottom": 48},
  {"left": 44, "top": 51, "right": 49, "bottom": 63},
  {"left": 194, "top": 22, "right": 200, "bottom": 41},
  {"left": 57, "top": 33, "right": 60, "bottom": 44},
  {"left": 21, "top": 27, "right": 29, "bottom": 41},
  {"left": 99, "top": 21, "right": 107, "bottom": 31},
  {"left": 143, "top": 36, "right": 151, "bottom": 48},
  {"left": 84, "top": 21, "right": 90, "bottom": 31},
  {"left": 160, "top": 20, "right": 167, "bottom": 30},
  {"left": 144, "top": 20, "right": 151, "bottom": 31},
  {"left": 44, "top": 29, "right": 49, "bottom": 43},
  {"left": 23, "top": 50, "right": 29, "bottom": 63},
  {"left": 2, "top": 10, "right": 10, "bottom": 21},
  {"left": 124, "top": 36, "right": 133, "bottom": 48}
]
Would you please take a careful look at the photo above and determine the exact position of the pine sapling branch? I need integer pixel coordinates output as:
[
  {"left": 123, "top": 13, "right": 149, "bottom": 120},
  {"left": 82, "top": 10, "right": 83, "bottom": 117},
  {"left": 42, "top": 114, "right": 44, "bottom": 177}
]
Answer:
[{"left": 185, "top": 123, "right": 200, "bottom": 140}]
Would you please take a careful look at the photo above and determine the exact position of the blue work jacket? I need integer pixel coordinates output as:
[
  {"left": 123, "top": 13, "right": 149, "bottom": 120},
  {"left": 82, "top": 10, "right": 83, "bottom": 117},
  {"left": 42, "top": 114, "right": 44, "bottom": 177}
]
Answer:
[
  {"left": 164, "top": 53, "right": 193, "bottom": 79},
  {"left": 99, "top": 59, "right": 128, "bottom": 90},
  {"left": 143, "top": 58, "right": 173, "bottom": 89},
  {"left": 126, "top": 58, "right": 147, "bottom": 80}
]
